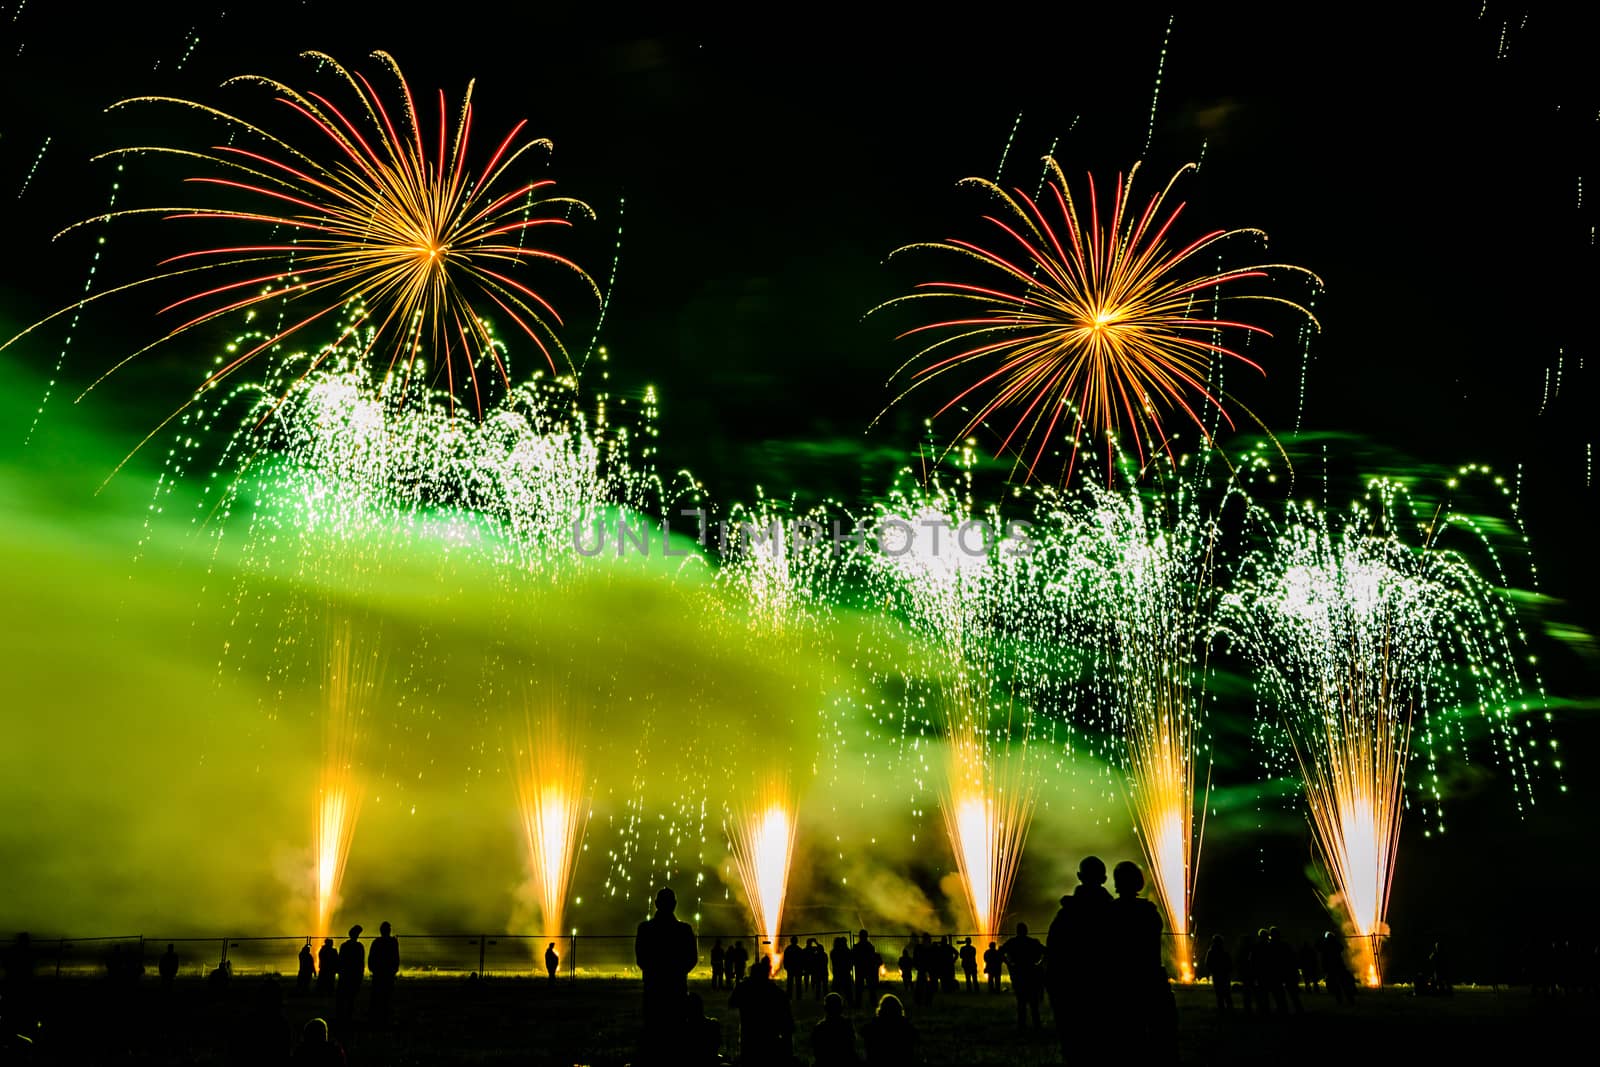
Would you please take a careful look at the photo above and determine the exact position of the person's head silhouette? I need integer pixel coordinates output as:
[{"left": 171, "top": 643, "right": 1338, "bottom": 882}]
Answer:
[
  {"left": 379, "top": 921, "right": 391, "bottom": 937},
  {"left": 1016, "top": 922, "right": 1029, "bottom": 937},
  {"left": 824, "top": 991, "right": 845, "bottom": 1017},
  {"left": 323, "top": 938, "right": 333, "bottom": 948},
  {"left": 988, "top": 942, "right": 997, "bottom": 951},
  {"left": 859, "top": 929, "right": 870, "bottom": 942},
  {"left": 655, "top": 887, "right": 676, "bottom": 916},
  {"left": 1113, "top": 861, "right": 1145, "bottom": 897},
  {"left": 166, "top": 943, "right": 174, "bottom": 952},
  {"left": 348, "top": 925, "right": 362, "bottom": 940},
  {"left": 1078, "top": 855, "right": 1107, "bottom": 886},
  {"left": 301, "top": 1018, "right": 330, "bottom": 1046},
  {"left": 876, "top": 993, "right": 904, "bottom": 1019}
]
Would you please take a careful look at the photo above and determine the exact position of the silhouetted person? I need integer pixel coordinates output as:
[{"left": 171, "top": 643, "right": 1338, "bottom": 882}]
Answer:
[
  {"left": 368, "top": 921, "right": 399, "bottom": 1026},
  {"left": 1205, "top": 934, "right": 1233, "bottom": 1012},
  {"left": 235, "top": 978, "right": 293, "bottom": 1066},
  {"left": 635, "top": 886, "right": 697, "bottom": 1061},
  {"left": 829, "top": 936, "right": 854, "bottom": 1004},
  {"left": 1000, "top": 922, "right": 1044, "bottom": 1029},
  {"left": 912, "top": 933, "right": 936, "bottom": 1006},
  {"left": 861, "top": 993, "right": 916, "bottom": 1066},
  {"left": 540, "top": 943, "right": 558, "bottom": 985},
  {"left": 897, "top": 945, "right": 913, "bottom": 990},
  {"left": 984, "top": 941, "right": 1002, "bottom": 992},
  {"left": 1299, "top": 941, "right": 1321, "bottom": 992},
  {"left": 776, "top": 935, "right": 799, "bottom": 999},
  {"left": 335, "top": 926, "right": 363, "bottom": 1028},
  {"left": 296, "top": 943, "right": 315, "bottom": 995},
  {"left": 809, "top": 939, "right": 828, "bottom": 1002},
  {"left": 685, "top": 992, "right": 722, "bottom": 1065},
  {"left": 728, "top": 957, "right": 794, "bottom": 1066},
  {"left": 1320, "top": 932, "right": 1354, "bottom": 1006},
  {"left": 1238, "top": 932, "right": 1264, "bottom": 1014},
  {"left": 852, "top": 930, "right": 880, "bottom": 1008},
  {"left": 293, "top": 1017, "right": 347, "bottom": 1066},
  {"left": 1047, "top": 856, "right": 1114, "bottom": 1061},
  {"left": 710, "top": 939, "right": 725, "bottom": 990},
  {"left": 159, "top": 943, "right": 180, "bottom": 992},
  {"left": 938, "top": 935, "right": 959, "bottom": 993},
  {"left": 1110, "top": 861, "right": 1178, "bottom": 1058},
  {"left": 1265, "top": 927, "right": 1302, "bottom": 1014},
  {"left": 316, "top": 939, "right": 337, "bottom": 996},
  {"left": 959, "top": 938, "right": 978, "bottom": 991},
  {"left": 812, "top": 990, "right": 859, "bottom": 1066},
  {"left": 728, "top": 940, "right": 748, "bottom": 985}
]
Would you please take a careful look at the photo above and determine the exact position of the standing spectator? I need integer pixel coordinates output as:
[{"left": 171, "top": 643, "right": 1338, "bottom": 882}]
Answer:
[
  {"left": 728, "top": 957, "right": 794, "bottom": 1066},
  {"left": 634, "top": 886, "right": 697, "bottom": 1061},
  {"left": 959, "top": 938, "right": 978, "bottom": 991},
  {"left": 159, "top": 943, "right": 180, "bottom": 992},
  {"left": 1205, "top": 934, "right": 1234, "bottom": 1013},
  {"left": 316, "top": 939, "right": 338, "bottom": 997},
  {"left": 368, "top": 921, "right": 400, "bottom": 1026},
  {"left": 811, "top": 991, "right": 859, "bottom": 1066},
  {"left": 999, "top": 922, "right": 1045, "bottom": 1030},
  {"left": 1046, "top": 857, "right": 1114, "bottom": 1061},
  {"left": 861, "top": 993, "right": 916, "bottom": 1066},
  {"left": 335, "top": 926, "right": 364, "bottom": 1029},
  {"left": 852, "top": 930, "right": 880, "bottom": 1009},
  {"left": 983, "top": 941, "right": 1003, "bottom": 993},
  {"left": 296, "top": 943, "right": 315, "bottom": 995},
  {"left": 830, "top": 936, "right": 855, "bottom": 1005},
  {"left": 710, "top": 939, "right": 725, "bottom": 990}
]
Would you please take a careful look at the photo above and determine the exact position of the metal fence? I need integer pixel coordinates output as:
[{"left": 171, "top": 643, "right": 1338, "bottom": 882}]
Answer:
[{"left": 11, "top": 929, "right": 1494, "bottom": 988}]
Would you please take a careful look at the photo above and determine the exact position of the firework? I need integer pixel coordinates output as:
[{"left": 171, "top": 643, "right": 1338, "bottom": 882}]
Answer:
[
  {"left": 876, "top": 159, "right": 1320, "bottom": 482},
  {"left": 1225, "top": 481, "right": 1543, "bottom": 985},
  {"left": 1054, "top": 463, "right": 1230, "bottom": 981},
  {"left": 726, "top": 783, "right": 798, "bottom": 967},
  {"left": 4, "top": 51, "right": 598, "bottom": 418},
  {"left": 938, "top": 684, "right": 1036, "bottom": 940},
  {"left": 315, "top": 618, "right": 382, "bottom": 935},
  {"left": 515, "top": 710, "right": 590, "bottom": 943}
]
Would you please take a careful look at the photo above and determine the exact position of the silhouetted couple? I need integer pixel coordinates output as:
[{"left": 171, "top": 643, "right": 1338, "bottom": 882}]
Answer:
[
  {"left": 634, "top": 886, "right": 698, "bottom": 1064},
  {"left": 1047, "top": 857, "right": 1178, "bottom": 1061}
]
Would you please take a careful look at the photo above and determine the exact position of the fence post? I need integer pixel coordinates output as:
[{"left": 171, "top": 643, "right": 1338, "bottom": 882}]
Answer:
[
  {"left": 478, "top": 935, "right": 486, "bottom": 977},
  {"left": 568, "top": 933, "right": 576, "bottom": 979}
]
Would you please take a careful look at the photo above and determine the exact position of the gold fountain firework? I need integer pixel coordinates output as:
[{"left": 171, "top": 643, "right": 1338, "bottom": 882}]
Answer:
[
  {"left": 315, "top": 618, "right": 382, "bottom": 935},
  {"left": 514, "top": 712, "right": 591, "bottom": 943},
  {"left": 1227, "top": 484, "right": 1540, "bottom": 990},
  {"left": 726, "top": 782, "right": 798, "bottom": 967},
  {"left": 1292, "top": 648, "right": 1411, "bottom": 988},
  {"left": 1122, "top": 647, "right": 1205, "bottom": 983},
  {"left": 938, "top": 685, "right": 1036, "bottom": 941}
]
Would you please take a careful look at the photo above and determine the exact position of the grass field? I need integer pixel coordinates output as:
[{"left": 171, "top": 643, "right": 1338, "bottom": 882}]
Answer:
[{"left": 5, "top": 974, "right": 1595, "bottom": 1065}]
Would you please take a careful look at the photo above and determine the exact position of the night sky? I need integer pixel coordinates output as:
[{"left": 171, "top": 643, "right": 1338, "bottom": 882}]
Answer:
[{"left": 2, "top": 3, "right": 1595, "bottom": 955}]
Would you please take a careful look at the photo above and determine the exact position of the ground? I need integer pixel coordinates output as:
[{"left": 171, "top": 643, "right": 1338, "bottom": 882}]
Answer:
[{"left": 4, "top": 975, "right": 1594, "bottom": 1064}]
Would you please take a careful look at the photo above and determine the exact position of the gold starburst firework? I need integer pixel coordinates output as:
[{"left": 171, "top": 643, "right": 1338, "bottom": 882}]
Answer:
[{"left": 877, "top": 159, "right": 1320, "bottom": 483}]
